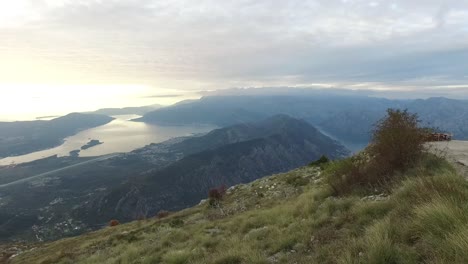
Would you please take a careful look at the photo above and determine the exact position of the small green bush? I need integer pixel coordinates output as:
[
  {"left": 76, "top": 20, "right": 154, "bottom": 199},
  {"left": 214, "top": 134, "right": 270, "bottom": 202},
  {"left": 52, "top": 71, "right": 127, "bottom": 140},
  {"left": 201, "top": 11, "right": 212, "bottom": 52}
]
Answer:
[
  {"left": 169, "top": 219, "right": 184, "bottom": 228},
  {"left": 309, "top": 155, "right": 330, "bottom": 168},
  {"left": 325, "top": 154, "right": 369, "bottom": 195},
  {"left": 285, "top": 174, "right": 309, "bottom": 187}
]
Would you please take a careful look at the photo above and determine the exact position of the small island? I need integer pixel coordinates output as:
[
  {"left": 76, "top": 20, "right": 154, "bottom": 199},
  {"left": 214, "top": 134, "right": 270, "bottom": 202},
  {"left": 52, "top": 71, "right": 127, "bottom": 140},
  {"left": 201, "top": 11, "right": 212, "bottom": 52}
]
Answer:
[
  {"left": 69, "top": 149, "right": 81, "bottom": 157},
  {"left": 81, "top": 139, "right": 103, "bottom": 150}
]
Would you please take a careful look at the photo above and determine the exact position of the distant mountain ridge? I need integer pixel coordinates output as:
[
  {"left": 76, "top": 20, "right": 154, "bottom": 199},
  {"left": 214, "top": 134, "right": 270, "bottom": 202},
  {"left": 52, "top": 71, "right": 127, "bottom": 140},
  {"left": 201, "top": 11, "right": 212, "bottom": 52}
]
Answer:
[
  {"left": 89, "top": 104, "right": 162, "bottom": 116},
  {"left": 0, "top": 113, "right": 114, "bottom": 158},
  {"left": 166, "top": 114, "right": 332, "bottom": 155},
  {"left": 136, "top": 95, "right": 468, "bottom": 143}
]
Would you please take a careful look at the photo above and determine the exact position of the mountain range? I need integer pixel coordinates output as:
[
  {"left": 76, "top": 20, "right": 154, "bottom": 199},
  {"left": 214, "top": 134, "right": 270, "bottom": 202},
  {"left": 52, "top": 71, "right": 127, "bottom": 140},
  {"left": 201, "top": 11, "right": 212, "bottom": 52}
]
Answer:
[
  {"left": 83, "top": 115, "right": 348, "bottom": 223},
  {"left": 3, "top": 93, "right": 467, "bottom": 243},
  {"left": 0, "top": 115, "right": 348, "bottom": 242},
  {"left": 136, "top": 95, "right": 468, "bottom": 143},
  {"left": 88, "top": 104, "right": 161, "bottom": 116}
]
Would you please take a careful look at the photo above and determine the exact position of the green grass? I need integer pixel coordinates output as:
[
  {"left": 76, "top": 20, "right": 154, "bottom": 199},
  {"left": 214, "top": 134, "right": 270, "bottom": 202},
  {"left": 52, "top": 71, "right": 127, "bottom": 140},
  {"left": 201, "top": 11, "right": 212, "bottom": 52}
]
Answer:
[{"left": 12, "top": 155, "right": 468, "bottom": 264}]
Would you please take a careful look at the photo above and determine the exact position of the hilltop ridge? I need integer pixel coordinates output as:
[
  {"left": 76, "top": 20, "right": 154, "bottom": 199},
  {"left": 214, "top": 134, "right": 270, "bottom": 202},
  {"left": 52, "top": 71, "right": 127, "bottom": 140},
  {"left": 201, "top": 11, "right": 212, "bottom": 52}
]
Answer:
[
  {"left": 6, "top": 149, "right": 468, "bottom": 263},
  {"left": 5, "top": 111, "right": 468, "bottom": 264}
]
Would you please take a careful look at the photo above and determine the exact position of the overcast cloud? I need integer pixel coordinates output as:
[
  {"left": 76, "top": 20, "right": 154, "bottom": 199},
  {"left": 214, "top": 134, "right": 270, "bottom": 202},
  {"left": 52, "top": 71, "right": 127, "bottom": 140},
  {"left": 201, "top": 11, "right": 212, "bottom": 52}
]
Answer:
[{"left": 1, "top": 0, "right": 468, "bottom": 92}]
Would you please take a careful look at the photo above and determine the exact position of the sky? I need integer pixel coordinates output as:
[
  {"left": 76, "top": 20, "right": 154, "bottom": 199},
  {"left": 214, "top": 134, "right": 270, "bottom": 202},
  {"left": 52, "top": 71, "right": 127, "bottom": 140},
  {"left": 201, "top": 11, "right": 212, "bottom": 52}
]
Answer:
[{"left": 1, "top": 0, "right": 468, "bottom": 120}]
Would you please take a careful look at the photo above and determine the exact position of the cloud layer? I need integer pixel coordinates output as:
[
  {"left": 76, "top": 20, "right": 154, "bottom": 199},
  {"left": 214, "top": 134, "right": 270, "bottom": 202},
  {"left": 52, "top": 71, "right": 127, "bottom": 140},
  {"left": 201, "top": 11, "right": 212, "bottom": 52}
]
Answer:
[{"left": 1, "top": 0, "right": 468, "bottom": 92}]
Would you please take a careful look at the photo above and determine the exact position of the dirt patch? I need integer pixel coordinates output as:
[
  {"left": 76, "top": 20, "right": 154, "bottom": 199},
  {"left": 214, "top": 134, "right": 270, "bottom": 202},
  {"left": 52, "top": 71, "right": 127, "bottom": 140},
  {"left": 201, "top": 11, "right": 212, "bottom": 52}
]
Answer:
[{"left": 430, "top": 140, "right": 468, "bottom": 179}]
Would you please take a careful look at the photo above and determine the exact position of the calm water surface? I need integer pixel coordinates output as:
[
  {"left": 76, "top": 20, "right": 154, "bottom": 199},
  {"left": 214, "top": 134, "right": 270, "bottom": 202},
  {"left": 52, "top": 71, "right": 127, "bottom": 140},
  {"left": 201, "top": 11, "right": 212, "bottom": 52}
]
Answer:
[
  {"left": 316, "top": 126, "right": 368, "bottom": 154},
  {"left": 0, "top": 115, "right": 217, "bottom": 166}
]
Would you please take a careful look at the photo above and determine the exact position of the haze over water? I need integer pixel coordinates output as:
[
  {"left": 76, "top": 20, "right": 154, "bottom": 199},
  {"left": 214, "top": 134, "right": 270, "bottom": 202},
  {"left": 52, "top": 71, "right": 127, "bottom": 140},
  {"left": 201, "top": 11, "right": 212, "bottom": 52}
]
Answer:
[{"left": 0, "top": 115, "right": 216, "bottom": 166}]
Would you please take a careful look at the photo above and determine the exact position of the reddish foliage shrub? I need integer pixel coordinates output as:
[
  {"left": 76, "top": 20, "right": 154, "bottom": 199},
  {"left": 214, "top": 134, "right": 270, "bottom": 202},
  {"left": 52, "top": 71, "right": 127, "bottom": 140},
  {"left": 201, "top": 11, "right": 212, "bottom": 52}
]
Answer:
[
  {"left": 208, "top": 185, "right": 227, "bottom": 208},
  {"left": 208, "top": 185, "right": 227, "bottom": 200},
  {"left": 109, "top": 220, "right": 120, "bottom": 227}
]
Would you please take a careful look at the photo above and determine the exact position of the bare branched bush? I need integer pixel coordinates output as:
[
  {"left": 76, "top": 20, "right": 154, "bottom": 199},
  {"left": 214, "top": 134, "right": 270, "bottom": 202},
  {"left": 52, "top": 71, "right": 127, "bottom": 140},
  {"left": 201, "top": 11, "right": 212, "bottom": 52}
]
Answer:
[
  {"left": 369, "top": 109, "right": 427, "bottom": 176},
  {"left": 208, "top": 185, "right": 228, "bottom": 216},
  {"left": 109, "top": 219, "right": 120, "bottom": 227},
  {"left": 208, "top": 185, "right": 227, "bottom": 203},
  {"left": 327, "top": 109, "right": 428, "bottom": 195}
]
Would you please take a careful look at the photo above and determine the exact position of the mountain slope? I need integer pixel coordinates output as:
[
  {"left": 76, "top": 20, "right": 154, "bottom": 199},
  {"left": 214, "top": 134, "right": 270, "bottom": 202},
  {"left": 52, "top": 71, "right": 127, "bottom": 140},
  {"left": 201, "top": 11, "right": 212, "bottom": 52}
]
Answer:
[
  {"left": 9, "top": 152, "right": 468, "bottom": 264},
  {"left": 166, "top": 114, "right": 344, "bottom": 155},
  {"left": 0, "top": 115, "right": 347, "bottom": 242},
  {"left": 136, "top": 95, "right": 468, "bottom": 143},
  {"left": 136, "top": 95, "right": 396, "bottom": 128},
  {"left": 89, "top": 105, "right": 162, "bottom": 116},
  {"left": 82, "top": 115, "right": 348, "bottom": 223},
  {"left": 408, "top": 97, "right": 468, "bottom": 138}
]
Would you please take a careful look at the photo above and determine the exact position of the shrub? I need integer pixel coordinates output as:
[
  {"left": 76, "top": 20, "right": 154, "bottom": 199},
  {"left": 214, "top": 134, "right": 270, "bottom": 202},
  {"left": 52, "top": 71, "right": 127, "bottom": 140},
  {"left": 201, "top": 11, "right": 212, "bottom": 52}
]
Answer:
[
  {"left": 209, "top": 185, "right": 227, "bottom": 207},
  {"left": 169, "top": 219, "right": 184, "bottom": 228},
  {"left": 369, "top": 109, "right": 427, "bottom": 176},
  {"left": 309, "top": 155, "right": 330, "bottom": 168},
  {"left": 209, "top": 185, "right": 227, "bottom": 200},
  {"left": 285, "top": 174, "right": 309, "bottom": 187},
  {"left": 327, "top": 109, "right": 429, "bottom": 195},
  {"left": 156, "top": 210, "right": 170, "bottom": 219},
  {"left": 325, "top": 154, "right": 370, "bottom": 195},
  {"left": 109, "top": 220, "right": 120, "bottom": 227}
]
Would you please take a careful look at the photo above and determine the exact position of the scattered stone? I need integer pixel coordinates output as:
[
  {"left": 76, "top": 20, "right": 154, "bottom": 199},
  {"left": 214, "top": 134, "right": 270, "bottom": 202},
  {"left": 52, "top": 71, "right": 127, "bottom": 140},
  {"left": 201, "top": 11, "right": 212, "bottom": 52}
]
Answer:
[
  {"left": 267, "top": 252, "right": 283, "bottom": 263},
  {"left": 205, "top": 228, "right": 222, "bottom": 235},
  {"left": 361, "top": 193, "right": 388, "bottom": 201},
  {"left": 226, "top": 186, "right": 236, "bottom": 194}
]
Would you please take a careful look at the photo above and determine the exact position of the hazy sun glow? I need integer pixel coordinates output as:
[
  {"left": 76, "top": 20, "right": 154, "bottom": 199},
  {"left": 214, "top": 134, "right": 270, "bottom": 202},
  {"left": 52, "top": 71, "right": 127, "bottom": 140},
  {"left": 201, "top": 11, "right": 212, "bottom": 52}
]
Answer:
[
  {"left": 0, "top": 1, "right": 36, "bottom": 27},
  {"left": 0, "top": 84, "right": 197, "bottom": 121},
  {"left": 1, "top": 1, "right": 468, "bottom": 121}
]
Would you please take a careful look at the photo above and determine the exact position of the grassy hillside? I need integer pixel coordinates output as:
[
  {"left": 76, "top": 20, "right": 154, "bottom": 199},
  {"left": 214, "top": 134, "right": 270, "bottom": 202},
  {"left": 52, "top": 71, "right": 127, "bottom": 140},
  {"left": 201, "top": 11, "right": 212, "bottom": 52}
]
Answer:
[{"left": 9, "top": 152, "right": 468, "bottom": 264}]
